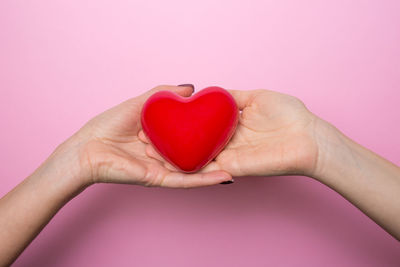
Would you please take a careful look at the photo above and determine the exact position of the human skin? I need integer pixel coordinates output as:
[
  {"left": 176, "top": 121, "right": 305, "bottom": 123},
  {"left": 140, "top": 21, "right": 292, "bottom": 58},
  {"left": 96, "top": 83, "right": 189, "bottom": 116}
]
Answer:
[
  {"left": 1, "top": 86, "right": 400, "bottom": 266},
  {"left": 0, "top": 85, "right": 232, "bottom": 267},
  {"left": 142, "top": 88, "right": 400, "bottom": 240}
]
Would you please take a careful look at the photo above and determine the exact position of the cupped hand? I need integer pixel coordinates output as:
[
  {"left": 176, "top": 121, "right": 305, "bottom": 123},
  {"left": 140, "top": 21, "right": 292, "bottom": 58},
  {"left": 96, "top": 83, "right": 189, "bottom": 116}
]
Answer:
[
  {"left": 141, "top": 89, "right": 322, "bottom": 178},
  {"left": 55, "top": 85, "right": 232, "bottom": 188}
]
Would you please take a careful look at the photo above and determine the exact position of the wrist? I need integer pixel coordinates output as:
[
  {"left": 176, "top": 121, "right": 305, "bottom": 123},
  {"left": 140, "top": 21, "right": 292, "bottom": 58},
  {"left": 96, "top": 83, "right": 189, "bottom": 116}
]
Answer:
[
  {"left": 309, "top": 117, "right": 353, "bottom": 183},
  {"left": 34, "top": 134, "right": 94, "bottom": 197}
]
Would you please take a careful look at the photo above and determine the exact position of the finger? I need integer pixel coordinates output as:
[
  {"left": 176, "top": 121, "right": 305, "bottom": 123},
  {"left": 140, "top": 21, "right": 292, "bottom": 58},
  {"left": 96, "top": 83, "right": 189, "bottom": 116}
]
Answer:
[
  {"left": 163, "top": 161, "right": 182, "bottom": 172},
  {"left": 137, "top": 84, "right": 195, "bottom": 105},
  {"left": 145, "top": 144, "right": 183, "bottom": 173},
  {"left": 145, "top": 146, "right": 180, "bottom": 172},
  {"left": 161, "top": 170, "right": 232, "bottom": 188},
  {"left": 145, "top": 144, "right": 166, "bottom": 162},
  {"left": 138, "top": 130, "right": 150, "bottom": 143},
  {"left": 146, "top": 144, "right": 227, "bottom": 173},
  {"left": 199, "top": 150, "right": 246, "bottom": 177},
  {"left": 145, "top": 145, "right": 184, "bottom": 173},
  {"left": 227, "top": 89, "right": 262, "bottom": 110},
  {"left": 197, "top": 160, "right": 224, "bottom": 173}
]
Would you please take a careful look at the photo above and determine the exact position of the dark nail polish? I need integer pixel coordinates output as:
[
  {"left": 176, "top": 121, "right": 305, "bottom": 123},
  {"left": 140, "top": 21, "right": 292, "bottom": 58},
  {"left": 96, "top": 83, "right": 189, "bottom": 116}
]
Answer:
[
  {"left": 178, "top": 84, "right": 195, "bottom": 91},
  {"left": 220, "top": 179, "right": 234, "bottom": 184}
]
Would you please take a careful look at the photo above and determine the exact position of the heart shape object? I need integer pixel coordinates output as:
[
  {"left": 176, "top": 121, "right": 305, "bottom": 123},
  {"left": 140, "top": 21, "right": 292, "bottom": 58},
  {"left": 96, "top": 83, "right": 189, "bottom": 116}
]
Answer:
[{"left": 141, "top": 86, "right": 239, "bottom": 173}]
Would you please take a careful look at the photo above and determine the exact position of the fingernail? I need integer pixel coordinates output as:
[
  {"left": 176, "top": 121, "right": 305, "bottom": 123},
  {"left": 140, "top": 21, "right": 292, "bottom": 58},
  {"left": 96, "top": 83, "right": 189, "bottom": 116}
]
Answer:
[
  {"left": 220, "top": 179, "right": 234, "bottom": 185},
  {"left": 178, "top": 84, "right": 195, "bottom": 91}
]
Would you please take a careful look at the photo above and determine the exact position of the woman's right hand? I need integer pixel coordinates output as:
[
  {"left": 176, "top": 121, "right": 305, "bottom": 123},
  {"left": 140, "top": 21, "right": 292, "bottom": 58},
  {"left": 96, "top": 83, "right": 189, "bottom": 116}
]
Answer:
[
  {"left": 211, "top": 89, "right": 325, "bottom": 177},
  {"left": 143, "top": 88, "right": 400, "bottom": 240}
]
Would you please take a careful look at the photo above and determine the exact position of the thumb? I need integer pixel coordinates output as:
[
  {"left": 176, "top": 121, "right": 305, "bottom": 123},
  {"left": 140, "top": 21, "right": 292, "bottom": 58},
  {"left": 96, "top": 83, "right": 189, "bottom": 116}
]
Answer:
[{"left": 227, "top": 89, "right": 263, "bottom": 110}]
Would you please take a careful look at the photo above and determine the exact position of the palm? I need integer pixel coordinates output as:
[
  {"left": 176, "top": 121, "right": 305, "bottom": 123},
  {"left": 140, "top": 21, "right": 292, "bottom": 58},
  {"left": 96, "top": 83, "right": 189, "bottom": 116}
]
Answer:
[
  {"left": 74, "top": 85, "right": 231, "bottom": 187},
  {"left": 78, "top": 98, "right": 168, "bottom": 185},
  {"left": 213, "top": 90, "right": 319, "bottom": 177}
]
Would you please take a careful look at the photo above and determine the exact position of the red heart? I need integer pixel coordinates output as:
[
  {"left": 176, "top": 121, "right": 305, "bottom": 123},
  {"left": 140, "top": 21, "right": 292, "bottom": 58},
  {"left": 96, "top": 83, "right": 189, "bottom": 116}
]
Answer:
[{"left": 141, "top": 86, "right": 239, "bottom": 173}]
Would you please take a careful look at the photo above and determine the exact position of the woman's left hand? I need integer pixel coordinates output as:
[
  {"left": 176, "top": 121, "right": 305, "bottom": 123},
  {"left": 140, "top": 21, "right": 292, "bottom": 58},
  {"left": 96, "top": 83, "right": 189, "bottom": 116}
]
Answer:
[{"left": 59, "top": 84, "right": 232, "bottom": 189}]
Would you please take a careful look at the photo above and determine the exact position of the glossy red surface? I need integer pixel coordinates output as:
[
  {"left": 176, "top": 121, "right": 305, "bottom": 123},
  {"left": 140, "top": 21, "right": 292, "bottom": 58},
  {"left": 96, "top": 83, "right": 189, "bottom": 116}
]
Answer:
[{"left": 141, "top": 86, "right": 239, "bottom": 172}]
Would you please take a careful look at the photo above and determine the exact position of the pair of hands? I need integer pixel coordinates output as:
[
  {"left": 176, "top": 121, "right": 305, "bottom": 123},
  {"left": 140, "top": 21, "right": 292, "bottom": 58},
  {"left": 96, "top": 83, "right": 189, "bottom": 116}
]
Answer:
[
  {"left": 56, "top": 85, "right": 324, "bottom": 189},
  {"left": 2, "top": 84, "right": 398, "bottom": 267}
]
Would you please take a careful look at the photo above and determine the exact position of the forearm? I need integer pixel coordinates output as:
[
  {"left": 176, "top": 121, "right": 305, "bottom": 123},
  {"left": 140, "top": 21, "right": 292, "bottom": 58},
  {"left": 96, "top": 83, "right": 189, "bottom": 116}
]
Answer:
[
  {"left": 312, "top": 119, "right": 400, "bottom": 240},
  {"left": 0, "top": 142, "right": 88, "bottom": 266}
]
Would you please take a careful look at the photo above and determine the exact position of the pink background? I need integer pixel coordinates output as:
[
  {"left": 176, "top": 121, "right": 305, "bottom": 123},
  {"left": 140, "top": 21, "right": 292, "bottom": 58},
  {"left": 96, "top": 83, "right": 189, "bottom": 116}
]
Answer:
[{"left": 1, "top": 0, "right": 400, "bottom": 266}]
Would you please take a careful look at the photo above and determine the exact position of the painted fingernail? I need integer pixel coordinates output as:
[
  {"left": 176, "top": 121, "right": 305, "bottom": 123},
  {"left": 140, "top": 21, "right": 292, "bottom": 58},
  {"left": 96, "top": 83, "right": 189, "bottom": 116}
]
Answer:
[
  {"left": 220, "top": 179, "right": 234, "bottom": 184},
  {"left": 178, "top": 84, "right": 195, "bottom": 91}
]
